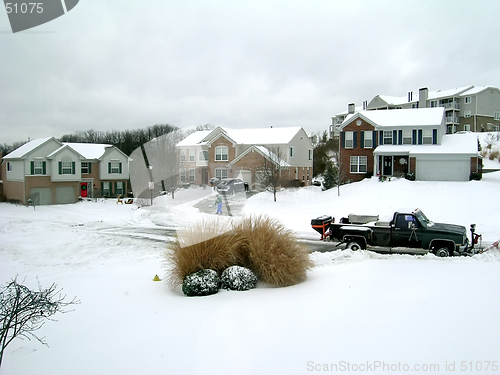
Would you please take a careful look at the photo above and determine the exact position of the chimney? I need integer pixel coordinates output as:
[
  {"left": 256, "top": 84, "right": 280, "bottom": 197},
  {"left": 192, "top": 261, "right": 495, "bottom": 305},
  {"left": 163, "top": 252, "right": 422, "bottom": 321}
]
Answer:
[
  {"left": 419, "top": 87, "right": 428, "bottom": 108},
  {"left": 348, "top": 103, "right": 355, "bottom": 114},
  {"left": 408, "top": 91, "right": 413, "bottom": 102},
  {"left": 362, "top": 100, "right": 367, "bottom": 110}
]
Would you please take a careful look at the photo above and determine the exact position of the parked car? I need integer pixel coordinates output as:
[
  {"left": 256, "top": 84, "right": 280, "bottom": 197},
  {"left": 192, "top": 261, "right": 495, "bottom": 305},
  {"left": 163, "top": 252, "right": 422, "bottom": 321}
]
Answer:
[{"left": 216, "top": 178, "right": 245, "bottom": 195}]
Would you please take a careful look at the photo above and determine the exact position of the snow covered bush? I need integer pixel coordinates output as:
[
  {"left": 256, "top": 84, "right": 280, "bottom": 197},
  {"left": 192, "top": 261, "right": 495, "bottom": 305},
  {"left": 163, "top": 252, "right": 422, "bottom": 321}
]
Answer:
[
  {"left": 221, "top": 266, "right": 257, "bottom": 291},
  {"left": 182, "top": 269, "right": 221, "bottom": 297},
  {"left": 165, "top": 218, "right": 247, "bottom": 288},
  {"left": 234, "top": 215, "right": 312, "bottom": 287}
]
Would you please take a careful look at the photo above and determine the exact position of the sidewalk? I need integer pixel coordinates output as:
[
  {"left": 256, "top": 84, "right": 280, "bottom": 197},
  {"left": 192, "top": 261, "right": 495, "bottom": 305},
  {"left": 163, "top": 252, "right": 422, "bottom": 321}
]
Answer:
[{"left": 193, "top": 190, "right": 257, "bottom": 216}]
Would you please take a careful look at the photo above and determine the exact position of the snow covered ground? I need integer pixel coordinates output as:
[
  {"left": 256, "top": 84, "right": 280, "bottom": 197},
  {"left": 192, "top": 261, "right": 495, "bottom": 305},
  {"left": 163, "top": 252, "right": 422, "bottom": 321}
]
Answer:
[{"left": 1, "top": 174, "right": 500, "bottom": 375}]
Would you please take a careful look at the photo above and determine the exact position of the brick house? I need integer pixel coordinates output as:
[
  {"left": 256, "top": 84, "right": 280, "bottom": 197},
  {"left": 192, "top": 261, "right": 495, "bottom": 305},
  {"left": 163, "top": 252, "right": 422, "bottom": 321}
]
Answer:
[
  {"left": 176, "top": 126, "right": 314, "bottom": 188},
  {"left": 339, "top": 107, "right": 482, "bottom": 182},
  {"left": 1, "top": 137, "right": 130, "bottom": 204}
]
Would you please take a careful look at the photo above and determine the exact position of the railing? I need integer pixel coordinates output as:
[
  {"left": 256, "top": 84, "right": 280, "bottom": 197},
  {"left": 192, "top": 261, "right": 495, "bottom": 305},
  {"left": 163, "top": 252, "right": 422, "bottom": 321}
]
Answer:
[
  {"left": 446, "top": 116, "right": 459, "bottom": 124},
  {"left": 440, "top": 102, "right": 460, "bottom": 109}
]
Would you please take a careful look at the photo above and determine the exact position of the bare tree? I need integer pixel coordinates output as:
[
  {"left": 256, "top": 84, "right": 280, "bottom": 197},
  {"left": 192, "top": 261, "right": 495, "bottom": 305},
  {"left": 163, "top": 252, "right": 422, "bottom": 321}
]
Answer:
[
  {"left": 0, "top": 277, "right": 79, "bottom": 368},
  {"left": 256, "top": 147, "right": 289, "bottom": 202}
]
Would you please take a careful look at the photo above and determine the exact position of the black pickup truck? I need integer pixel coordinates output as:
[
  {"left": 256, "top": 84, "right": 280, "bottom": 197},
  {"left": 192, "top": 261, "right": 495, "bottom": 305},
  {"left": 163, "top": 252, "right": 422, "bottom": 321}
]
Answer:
[{"left": 311, "top": 208, "right": 481, "bottom": 257}]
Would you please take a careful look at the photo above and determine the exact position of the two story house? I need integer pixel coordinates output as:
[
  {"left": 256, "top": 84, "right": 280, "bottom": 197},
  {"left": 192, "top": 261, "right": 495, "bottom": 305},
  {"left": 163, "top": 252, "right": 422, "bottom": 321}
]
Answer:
[
  {"left": 176, "top": 126, "right": 314, "bottom": 188},
  {"left": 331, "top": 85, "right": 500, "bottom": 137},
  {"left": 340, "top": 107, "right": 481, "bottom": 182},
  {"left": 1, "top": 137, "right": 130, "bottom": 205}
]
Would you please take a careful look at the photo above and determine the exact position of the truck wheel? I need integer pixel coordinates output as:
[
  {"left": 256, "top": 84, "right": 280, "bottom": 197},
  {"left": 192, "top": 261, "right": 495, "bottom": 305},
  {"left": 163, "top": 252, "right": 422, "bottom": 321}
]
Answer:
[
  {"left": 434, "top": 246, "right": 450, "bottom": 257},
  {"left": 347, "top": 242, "right": 361, "bottom": 251}
]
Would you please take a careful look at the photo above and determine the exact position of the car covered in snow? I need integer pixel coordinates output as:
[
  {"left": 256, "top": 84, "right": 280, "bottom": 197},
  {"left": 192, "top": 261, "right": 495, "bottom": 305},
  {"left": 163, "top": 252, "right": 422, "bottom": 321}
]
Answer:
[{"left": 216, "top": 178, "right": 246, "bottom": 195}]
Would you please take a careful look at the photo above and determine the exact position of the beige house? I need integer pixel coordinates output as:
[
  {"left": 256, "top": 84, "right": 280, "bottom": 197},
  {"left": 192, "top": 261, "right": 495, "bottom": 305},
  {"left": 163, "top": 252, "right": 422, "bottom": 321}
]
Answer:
[
  {"left": 1, "top": 137, "right": 130, "bottom": 205},
  {"left": 176, "top": 126, "right": 314, "bottom": 189}
]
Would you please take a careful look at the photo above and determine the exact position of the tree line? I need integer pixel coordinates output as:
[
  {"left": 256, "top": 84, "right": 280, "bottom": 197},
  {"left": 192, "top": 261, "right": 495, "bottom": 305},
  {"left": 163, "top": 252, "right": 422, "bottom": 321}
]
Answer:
[{"left": 0, "top": 124, "right": 178, "bottom": 157}]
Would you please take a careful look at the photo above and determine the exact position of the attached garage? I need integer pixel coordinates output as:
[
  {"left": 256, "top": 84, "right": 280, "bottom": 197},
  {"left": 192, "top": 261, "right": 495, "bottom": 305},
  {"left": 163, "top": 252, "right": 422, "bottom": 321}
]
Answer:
[
  {"left": 30, "top": 187, "right": 52, "bottom": 205},
  {"left": 55, "top": 186, "right": 76, "bottom": 204},
  {"left": 416, "top": 157, "right": 471, "bottom": 181}
]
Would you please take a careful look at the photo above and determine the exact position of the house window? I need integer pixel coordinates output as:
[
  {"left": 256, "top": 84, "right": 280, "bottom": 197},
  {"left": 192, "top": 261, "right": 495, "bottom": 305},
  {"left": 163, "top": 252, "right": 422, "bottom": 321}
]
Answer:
[
  {"left": 61, "top": 157, "right": 73, "bottom": 175},
  {"left": 215, "top": 168, "right": 228, "bottom": 180},
  {"left": 402, "top": 129, "right": 412, "bottom": 144},
  {"left": 350, "top": 156, "right": 367, "bottom": 173},
  {"left": 81, "top": 162, "right": 90, "bottom": 174},
  {"left": 189, "top": 149, "right": 195, "bottom": 162},
  {"left": 464, "top": 110, "right": 472, "bottom": 118},
  {"left": 495, "top": 125, "right": 500, "bottom": 132},
  {"left": 345, "top": 131, "right": 354, "bottom": 148},
  {"left": 7, "top": 162, "right": 12, "bottom": 172},
  {"left": 189, "top": 168, "right": 195, "bottom": 183},
  {"left": 180, "top": 168, "right": 186, "bottom": 183},
  {"left": 199, "top": 150, "right": 208, "bottom": 161},
  {"left": 364, "top": 131, "right": 373, "bottom": 148},
  {"left": 102, "top": 182, "right": 111, "bottom": 196},
  {"left": 464, "top": 124, "right": 471, "bottom": 131},
  {"left": 109, "top": 161, "right": 121, "bottom": 174},
  {"left": 215, "top": 146, "right": 228, "bottom": 161},
  {"left": 33, "top": 160, "right": 45, "bottom": 175},
  {"left": 465, "top": 96, "right": 471, "bottom": 104},
  {"left": 289, "top": 147, "right": 295, "bottom": 158},
  {"left": 422, "top": 129, "right": 433, "bottom": 144},
  {"left": 115, "top": 181, "right": 124, "bottom": 195},
  {"left": 180, "top": 150, "right": 186, "bottom": 162},
  {"left": 494, "top": 111, "right": 500, "bottom": 121},
  {"left": 383, "top": 131, "right": 393, "bottom": 145},
  {"left": 430, "top": 100, "right": 438, "bottom": 108}
]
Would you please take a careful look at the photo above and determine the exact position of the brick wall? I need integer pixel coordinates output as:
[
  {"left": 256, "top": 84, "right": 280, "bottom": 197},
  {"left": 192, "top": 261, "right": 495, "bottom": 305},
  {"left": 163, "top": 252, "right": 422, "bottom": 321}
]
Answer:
[{"left": 340, "top": 119, "right": 376, "bottom": 182}]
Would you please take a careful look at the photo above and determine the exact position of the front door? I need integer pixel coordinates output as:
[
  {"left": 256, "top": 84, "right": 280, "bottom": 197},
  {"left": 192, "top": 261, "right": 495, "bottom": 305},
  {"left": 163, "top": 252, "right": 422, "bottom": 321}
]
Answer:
[
  {"left": 383, "top": 156, "right": 393, "bottom": 176},
  {"left": 80, "top": 182, "right": 88, "bottom": 198}
]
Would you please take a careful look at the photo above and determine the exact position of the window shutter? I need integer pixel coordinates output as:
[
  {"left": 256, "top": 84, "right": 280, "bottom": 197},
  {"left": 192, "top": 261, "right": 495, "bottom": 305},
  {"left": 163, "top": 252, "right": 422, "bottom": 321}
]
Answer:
[
  {"left": 72, "top": 162, "right": 75, "bottom": 174},
  {"left": 119, "top": 162, "right": 122, "bottom": 174},
  {"left": 31, "top": 161, "right": 34, "bottom": 175},
  {"left": 42, "top": 161, "right": 46, "bottom": 174},
  {"left": 341, "top": 132, "right": 345, "bottom": 148},
  {"left": 398, "top": 130, "right": 403, "bottom": 145},
  {"left": 115, "top": 182, "right": 117, "bottom": 194},
  {"left": 418, "top": 129, "right": 423, "bottom": 145},
  {"left": 59, "top": 161, "right": 62, "bottom": 174},
  {"left": 360, "top": 131, "right": 365, "bottom": 149},
  {"left": 373, "top": 131, "right": 377, "bottom": 147},
  {"left": 393, "top": 130, "right": 397, "bottom": 145},
  {"left": 88, "top": 162, "right": 92, "bottom": 174},
  {"left": 379, "top": 131, "right": 383, "bottom": 145},
  {"left": 412, "top": 130, "right": 417, "bottom": 145},
  {"left": 108, "top": 162, "right": 111, "bottom": 174},
  {"left": 432, "top": 129, "right": 438, "bottom": 144},
  {"left": 353, "top": 131, "right": 357, "bottom": 149}
]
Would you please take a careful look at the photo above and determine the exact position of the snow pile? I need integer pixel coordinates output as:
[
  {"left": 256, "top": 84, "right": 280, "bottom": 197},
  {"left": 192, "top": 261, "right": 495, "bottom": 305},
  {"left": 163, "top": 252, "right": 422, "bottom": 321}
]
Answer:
[{"left": 1, "top": 173, "right": 500, "bottom": 375}]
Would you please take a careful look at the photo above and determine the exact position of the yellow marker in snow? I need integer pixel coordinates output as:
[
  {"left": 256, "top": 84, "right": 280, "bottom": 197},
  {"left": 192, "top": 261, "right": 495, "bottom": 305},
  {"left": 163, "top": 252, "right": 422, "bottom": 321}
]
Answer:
[{"left": 153, "top": 275, "right": 161, "bottom": 281}]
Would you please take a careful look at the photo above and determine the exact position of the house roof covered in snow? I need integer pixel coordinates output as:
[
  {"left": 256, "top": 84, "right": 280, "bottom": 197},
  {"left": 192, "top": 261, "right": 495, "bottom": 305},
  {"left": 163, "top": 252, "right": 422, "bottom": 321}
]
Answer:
[
  {"left": 3, "top": 137, "right": 58, "bottom": 159},
  {"left": 374, "top": 132, "right": 480, "bottom": 156},
  {"left": 342, "top": 107, "right": 445, "bottom": 129},
  {"left": 63, "top": 142, "right": 114, "bottom": 160},
  {"left": 177, "top": 126, "right": 303, "bottom": 147},
  {"left": 228, "top": 145, "right": 290, "bottom": 167}
]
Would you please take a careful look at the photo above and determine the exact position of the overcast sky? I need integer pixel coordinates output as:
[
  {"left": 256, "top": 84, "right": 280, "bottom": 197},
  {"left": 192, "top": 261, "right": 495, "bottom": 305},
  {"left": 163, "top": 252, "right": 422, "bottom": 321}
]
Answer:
[{"left": 1, "top": 0, "right": 499, "bottom": 145}]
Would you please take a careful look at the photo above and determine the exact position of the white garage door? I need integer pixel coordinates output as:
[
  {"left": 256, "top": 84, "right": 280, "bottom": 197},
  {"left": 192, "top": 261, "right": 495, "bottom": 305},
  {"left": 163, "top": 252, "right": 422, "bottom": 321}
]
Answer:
[
  {"left": 55, "top": 186, "right": 76, "bottom": 204},
  {"left": 416, "top": 159, "right": 470, "bottom": 181},
  {"left": 30, "top": 187, "right": 52, "bottom": 205}
]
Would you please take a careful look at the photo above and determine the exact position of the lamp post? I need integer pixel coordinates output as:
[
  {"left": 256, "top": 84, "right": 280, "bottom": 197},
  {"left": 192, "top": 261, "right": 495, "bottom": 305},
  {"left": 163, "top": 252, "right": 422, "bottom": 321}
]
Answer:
[{"left": 148, "top": 165, "right": 154, "bottom": 206}]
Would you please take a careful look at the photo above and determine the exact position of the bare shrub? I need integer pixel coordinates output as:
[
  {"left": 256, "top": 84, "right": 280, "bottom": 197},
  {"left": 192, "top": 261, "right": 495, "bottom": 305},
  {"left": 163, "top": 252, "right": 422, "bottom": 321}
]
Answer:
[
  {"left": 165, "top": 218, "right": 248, "bottom": 288},
  {"left": 235, "top": 215, "right": 312, "bottom": 287}
]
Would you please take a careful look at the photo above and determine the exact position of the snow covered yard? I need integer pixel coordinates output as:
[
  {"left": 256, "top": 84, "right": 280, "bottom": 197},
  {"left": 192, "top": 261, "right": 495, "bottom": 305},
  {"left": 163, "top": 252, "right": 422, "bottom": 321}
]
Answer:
[{"left": 1, "top": 176, "right": 500, "bottom": 375}]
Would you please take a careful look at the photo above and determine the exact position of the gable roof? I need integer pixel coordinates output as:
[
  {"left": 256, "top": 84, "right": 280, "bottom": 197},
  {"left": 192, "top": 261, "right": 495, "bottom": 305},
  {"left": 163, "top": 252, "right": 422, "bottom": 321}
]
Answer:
[
  {"left": 64, "top": 142, "right": 114, "bottom": 160},
  {"left": 460, "top": 86, "right": 500, "bottom": 96},
  {"left": 3, "top": 137, "right": 60, "bottom": 159},
  {"left": 228, "top": 145, "right": 290, "bottom": 167},
  {"left": 342, "top": 107, "right": 445, "bottom": 130},
  {"left": 178, "top": 126, "right": 304, "bottom": 147},
  {"left": 47, "top": 144, "right": 86, "bottom": 159}
]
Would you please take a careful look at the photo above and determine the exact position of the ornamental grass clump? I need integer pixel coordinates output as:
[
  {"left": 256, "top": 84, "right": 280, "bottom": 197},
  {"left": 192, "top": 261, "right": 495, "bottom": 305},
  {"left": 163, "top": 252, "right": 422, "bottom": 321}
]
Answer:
[
  {"left": 235, "top": 215, "right": 312, "bottom": 287},
  {"left": 165, "top": 218, "right": 247, "bottom": 288}
]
